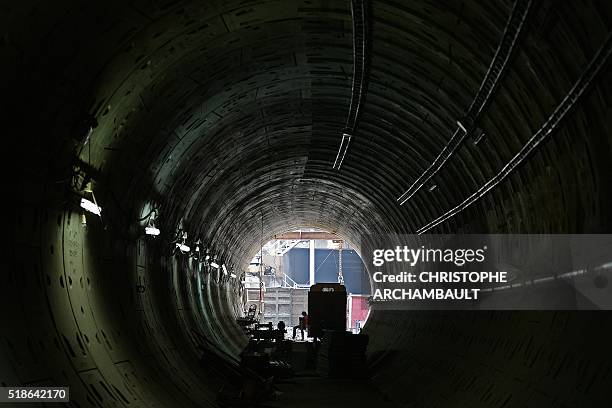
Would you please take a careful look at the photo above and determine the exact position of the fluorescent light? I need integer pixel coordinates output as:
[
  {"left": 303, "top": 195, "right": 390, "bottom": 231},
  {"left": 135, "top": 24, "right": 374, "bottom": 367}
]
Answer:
[
  {"left": 145, "top": 226, "right": 160, "bottom": 236},
  {"left": 456, "top": 120, "right": 467, "bottom": 133},
  {"left": 80, "top": 198, "right": 101, "bottom": 215},
  {"left": 222, "top": 264, "right": 228, "bottom": 275},
  {"left": 210, "top": 262, "right": 219, "bottom": 269},
  {"left": 473, "top": 130, "right": 486, "bottom": 145},
  {"left": 176, "top": 243, "right": 190, "bottom": 252}
]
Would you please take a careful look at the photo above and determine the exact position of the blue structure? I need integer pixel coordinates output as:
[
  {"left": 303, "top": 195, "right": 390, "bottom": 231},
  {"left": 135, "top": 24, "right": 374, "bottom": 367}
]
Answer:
[{"left": 282, "top": 247, "right": 370, "bottom": 294}]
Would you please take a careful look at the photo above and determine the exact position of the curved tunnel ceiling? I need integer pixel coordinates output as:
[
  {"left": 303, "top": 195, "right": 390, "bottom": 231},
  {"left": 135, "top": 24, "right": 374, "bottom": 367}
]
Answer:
[
  {"left": 3, "top": 0, "right": 612, "bottom": 407},
  {"left": 78, "top": 0, "right": 611, "bottom": 266}
]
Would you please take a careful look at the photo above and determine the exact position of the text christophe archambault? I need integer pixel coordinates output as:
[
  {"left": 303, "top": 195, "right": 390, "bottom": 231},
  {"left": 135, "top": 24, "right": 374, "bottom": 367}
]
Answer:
[{"left": 371, "top": 246, "right": 507, "bottom": 301}]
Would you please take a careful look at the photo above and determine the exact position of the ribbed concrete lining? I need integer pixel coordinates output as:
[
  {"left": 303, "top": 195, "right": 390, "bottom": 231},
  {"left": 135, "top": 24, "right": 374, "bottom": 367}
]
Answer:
[{"left": 3, "top": 0, "right": 612, "bottom": 407}]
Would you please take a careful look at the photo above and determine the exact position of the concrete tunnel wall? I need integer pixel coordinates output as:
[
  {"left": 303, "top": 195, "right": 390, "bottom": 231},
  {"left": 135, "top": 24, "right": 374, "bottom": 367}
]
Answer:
[{"left": 2, "top": 0, "right": 612, "bottom": 407}]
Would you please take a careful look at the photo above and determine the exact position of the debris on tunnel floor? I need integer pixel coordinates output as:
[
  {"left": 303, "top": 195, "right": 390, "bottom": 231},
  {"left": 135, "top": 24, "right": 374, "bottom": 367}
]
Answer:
[
  {"left": 267, "top": 376, "right": 399, "bottom": 408},
  {"left": 229, "top": 284, "right": 373, "bottom": 407},
  {"left": 316, "top": 331, "right": 369, "bottom": 379}
]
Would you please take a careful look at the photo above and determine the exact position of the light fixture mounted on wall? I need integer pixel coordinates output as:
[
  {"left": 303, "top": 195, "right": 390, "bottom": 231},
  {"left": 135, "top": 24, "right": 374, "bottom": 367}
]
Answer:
[
  {"left": 145, "top": 225, "right": 160, "bottom": 236},
  {"left": 79, "top": 182, "right": 102, "bottom": 216},
  {"left": 176, "top": 232, "right": 190, "bottom": 253}
]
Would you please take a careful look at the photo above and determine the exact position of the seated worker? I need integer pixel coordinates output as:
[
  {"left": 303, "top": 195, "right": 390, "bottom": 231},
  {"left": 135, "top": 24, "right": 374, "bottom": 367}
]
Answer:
[{"left": 292, "top": 311, "right": 309, "bottom": 340}]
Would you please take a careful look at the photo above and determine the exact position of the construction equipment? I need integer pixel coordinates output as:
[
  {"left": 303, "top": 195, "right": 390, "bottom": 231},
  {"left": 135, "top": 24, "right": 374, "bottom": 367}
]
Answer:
[
  {"left": 308, "top": 283, "right": 347, "bottom": 339},
  {"left": 236, "top": 304, "right": 258, "bottom": 327}
]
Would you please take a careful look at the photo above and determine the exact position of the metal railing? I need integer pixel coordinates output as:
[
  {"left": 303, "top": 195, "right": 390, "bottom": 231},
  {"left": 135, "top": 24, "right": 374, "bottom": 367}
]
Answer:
[{"left": 264, "top": 272, "right": 310, "bottom": 289}]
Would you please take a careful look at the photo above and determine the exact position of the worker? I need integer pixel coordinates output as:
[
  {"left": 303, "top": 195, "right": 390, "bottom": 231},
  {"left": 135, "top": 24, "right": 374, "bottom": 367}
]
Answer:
[
  {"left": 276, "top": 321, "right": 286, "bottom": 342},
  {"left": 292, "top": 311, "right": 308, "bottom": 340}
]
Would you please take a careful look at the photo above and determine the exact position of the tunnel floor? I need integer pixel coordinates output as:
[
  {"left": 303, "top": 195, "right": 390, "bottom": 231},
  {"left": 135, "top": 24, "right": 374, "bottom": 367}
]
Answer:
[{"left": 269, "top": 376, "right": 397, "bottom": 408}]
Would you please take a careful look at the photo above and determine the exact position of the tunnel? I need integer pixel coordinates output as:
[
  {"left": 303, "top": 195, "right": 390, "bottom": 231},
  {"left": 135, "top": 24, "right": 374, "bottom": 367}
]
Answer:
[{"left": 2, "top": 0, "right": 612, "bottom": 407}]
